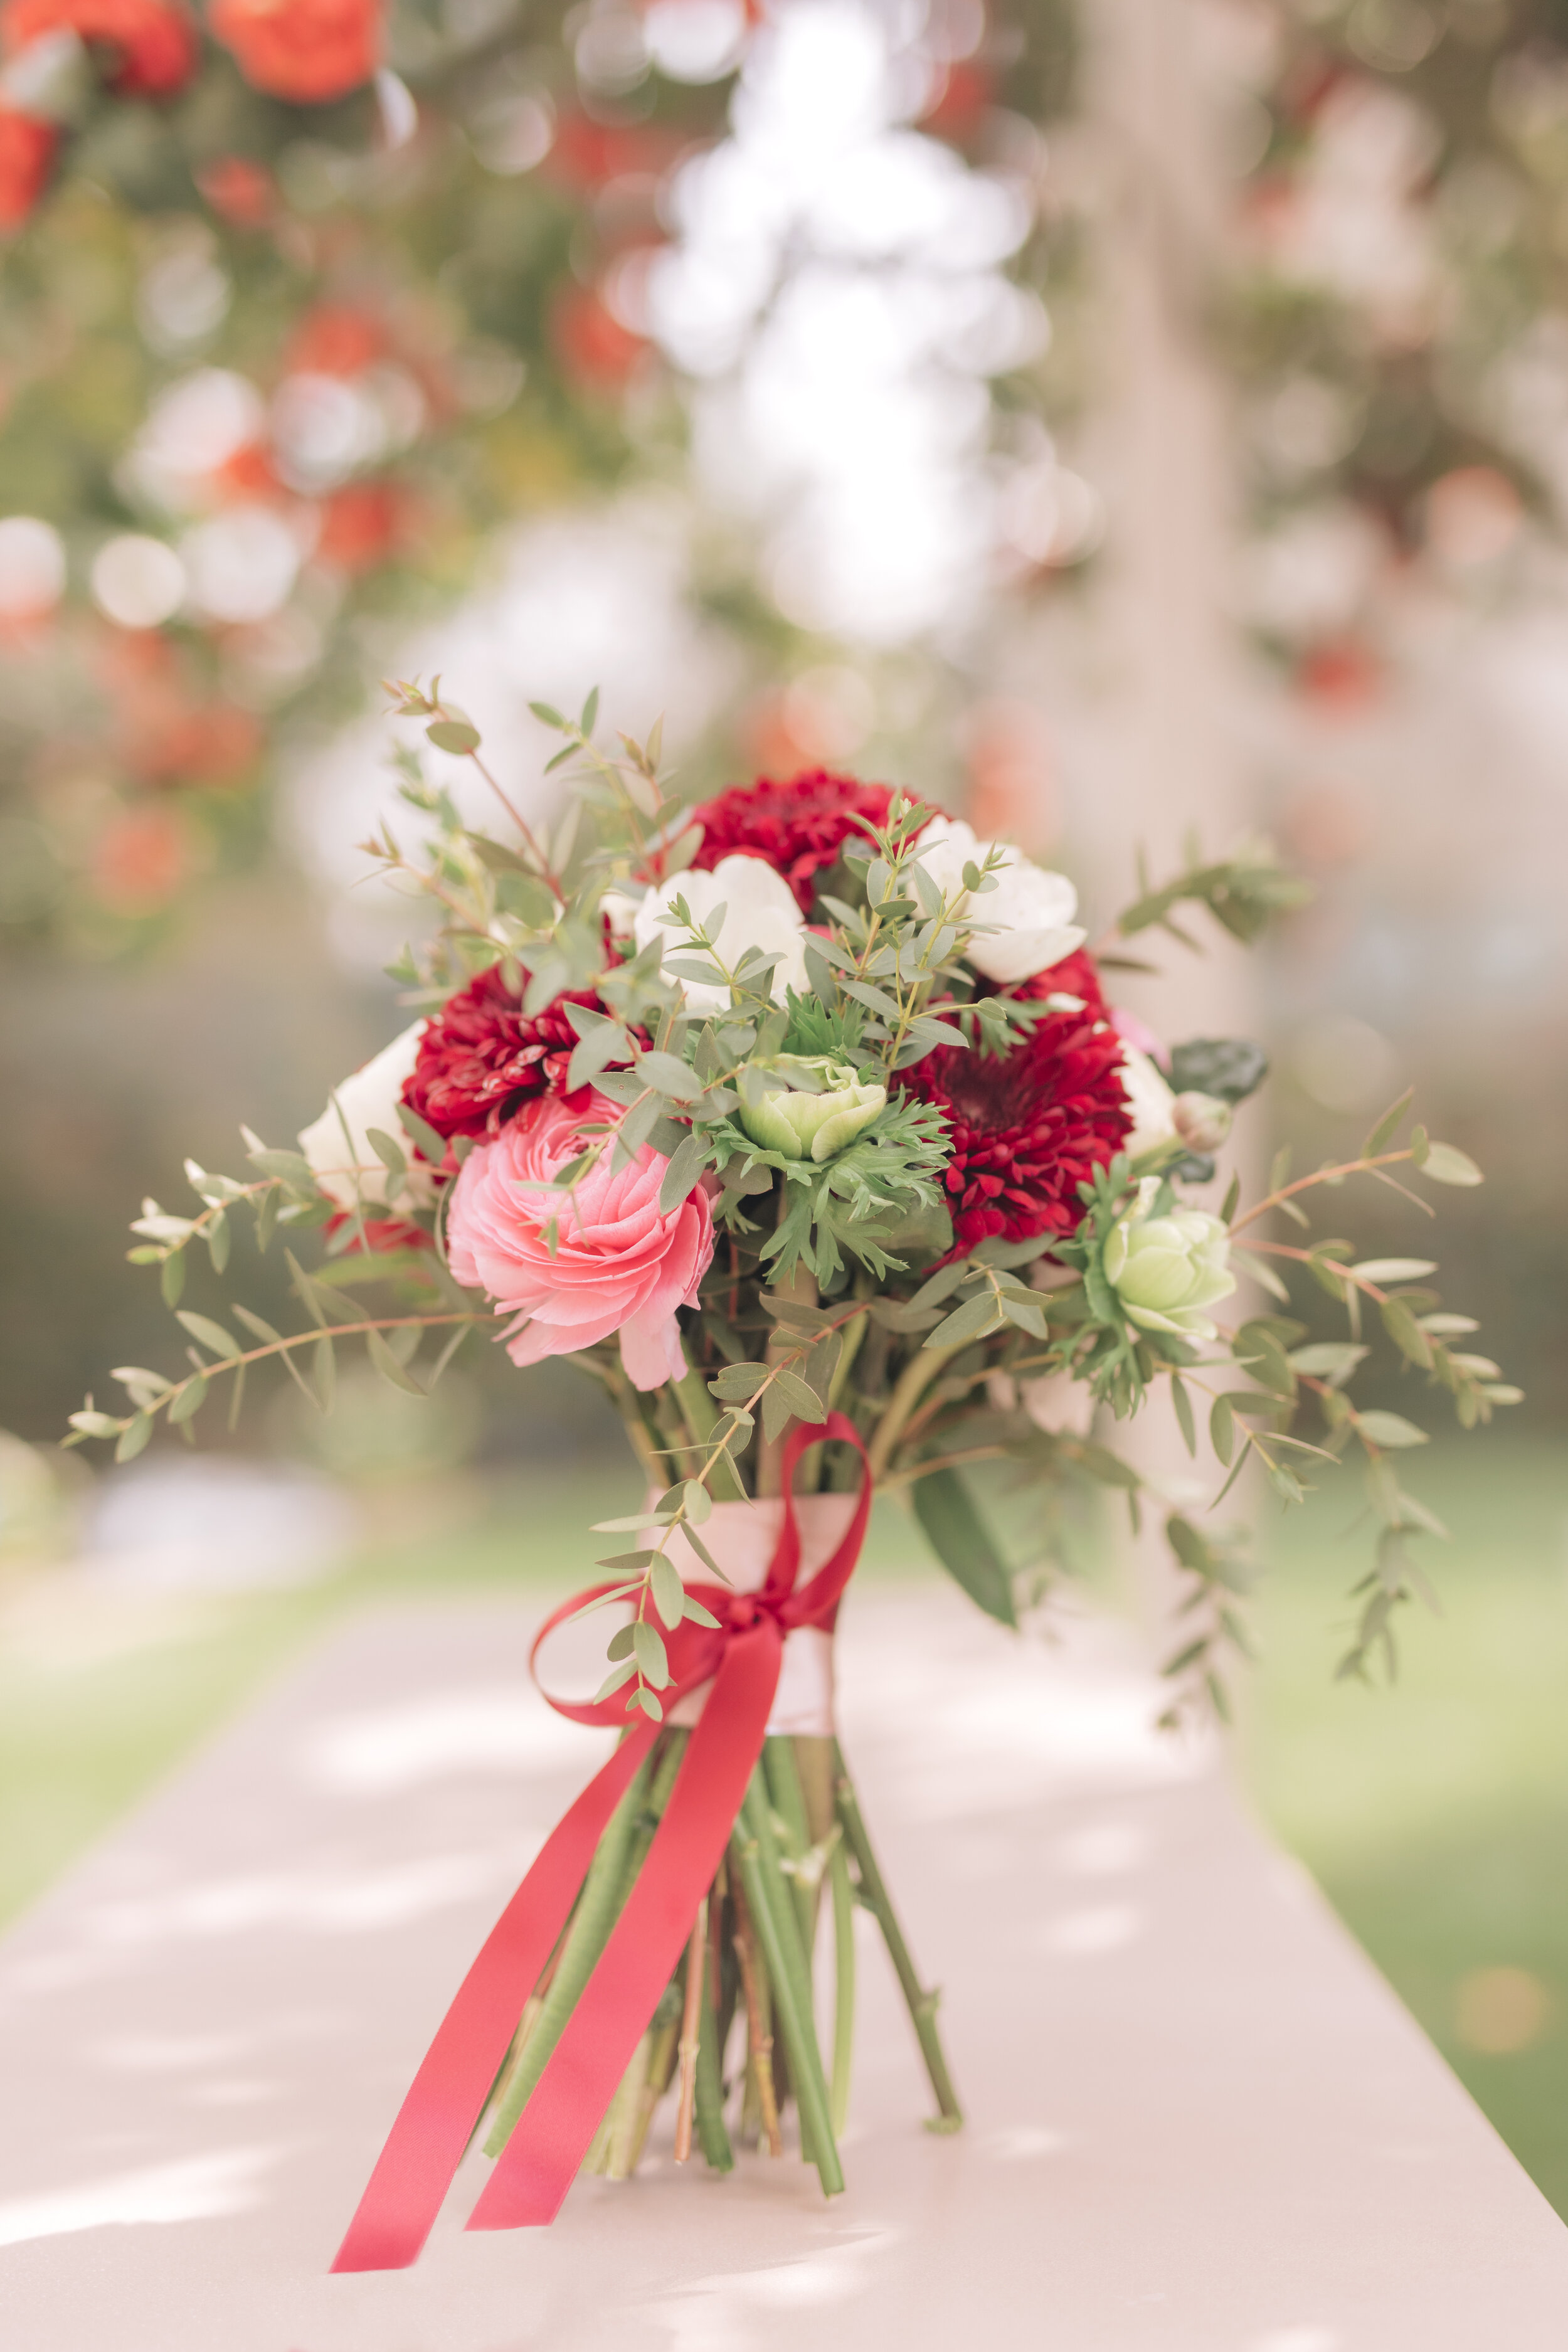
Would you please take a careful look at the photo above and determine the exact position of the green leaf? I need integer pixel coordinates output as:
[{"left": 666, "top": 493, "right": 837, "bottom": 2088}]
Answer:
[
  {"left": 1380, "top": 1298, "right": 1433, "bottom": 1370},
  {"left": 396, "top": 1103, "right": 448, "bottom": 1165},
  {"left": 1357, "top": 1410, "right": 1429, "bottom": 1449},
  {"left": 427, "top": 718, "right": 481, "bottom": 755},
  {"left": 1421, "top": 1142, "right": 1483, "bottom": 1187},
  {"left": 1362, "top": 1087, "right": 1416, "bottom": 1156},
  {"left": 924, "top": 1290, "right": 1005, "bottom": 1351},
  {"left": 167, "top": 1375, "right": 208, "bottom": 1425},
  {"left": 637, "top": 1050, "right": 704, "bottom": 1101},
  {"left": 115, "top": 1412, "right": 154, "bottom": 1462},
  {"left": 659, "top": 1131, "right": 710, "bottom": 1213},
  {"left": 1209, "top": 1392, "right": 1235, "bottom": 1466},
  {"left": 160, "top": 1250, "right": 186, "bottom": 1309},
  {"left": 1286, "top": 1342, "right": 1367, "bottom": 1382},
  {"left": 1170, "top": 1375, "right": 1196, "bottom": 1456},
  {"left": 630, "top": 1620, "right": 671, "bottom": 1687},
  {"left": 176, "top": 1311, "right": 243, "bottom": 1361},
  {"left": 774, "top": 1369, "right": 828, "bottom": 1425},
  {"left": 593, "top": 1658, "right": 638, "bottom": 1704},
  {"left": 681, "top": 1478, "right": 712, "bottom": 1524},
  {"left": 650, "top": 1555, "right": 686, "bottom": 1631},
  {"left": 206, "top": 1210, "right": 231, "bottom": 1274},
  {"left": 366, "top": 1127, "right": 408, "bottom": 1177},
  {"left": 364, "top": 1327, "right": 422, "bottom": 1394},
  {"left": 1351, "top": 1257, "right": 1437, "bottom": 1285},
  {"left": 909, "top": 1467, "right": 1016, "bottom": 1628},
  {"left": 68, "top": 1410, "right": 124, "bottom": 1440},
  {"left": 580, "top": 684, "right": 600, "bottom": 734},
  {"left": 630, "top": 1685, "right": 665, "bottom": 1722},
  {"left": 682, "top": 1594, "right": 722, "bottom": 1628},
  {"left": 710, "top": 1362, "right": 769, "bottom": 1403}
]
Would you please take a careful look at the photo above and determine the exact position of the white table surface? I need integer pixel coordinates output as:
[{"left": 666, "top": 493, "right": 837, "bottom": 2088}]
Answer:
[{"left": 1, "top": 1582, "right": 1565, "bottom": 2351}]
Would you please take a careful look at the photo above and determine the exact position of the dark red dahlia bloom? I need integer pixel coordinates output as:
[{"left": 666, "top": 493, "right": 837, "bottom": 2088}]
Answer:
[
  {"left": 689, "top": 770, "right": 896, "bottom": 914},
  {"left": 401, "top": 966, "right": 608, "bottom": 1142},
  {"left": 898, "top": 996, "right": 1130, "bottom": 1259}
]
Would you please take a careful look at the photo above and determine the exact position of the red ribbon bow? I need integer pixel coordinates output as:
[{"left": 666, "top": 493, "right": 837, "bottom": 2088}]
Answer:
[{"left": 332, "top": 1412, "right": 871, "bottom": 2271}]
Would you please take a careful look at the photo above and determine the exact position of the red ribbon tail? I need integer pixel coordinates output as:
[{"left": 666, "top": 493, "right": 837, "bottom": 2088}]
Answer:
[
  {"left": 329, "top": 1722, "right": 658, "bottom": 2273},
  {"left": 465, "top": 1624, "right": 783, "bottom": 2231}
]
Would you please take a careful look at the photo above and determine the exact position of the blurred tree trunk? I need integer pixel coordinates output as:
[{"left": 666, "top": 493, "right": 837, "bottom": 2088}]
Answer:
[{"left": 1078, "top": 0, "right": 1263, "bottom": 1642}]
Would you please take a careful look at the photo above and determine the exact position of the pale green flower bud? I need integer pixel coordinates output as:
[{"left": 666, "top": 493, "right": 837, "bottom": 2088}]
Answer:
[
  {"left": 1102, "top": 1176, "right": 1236, "bottom": 1340},
  {"left": 1172, "top": 1091, "right": 1232, "bottom": 1153},
  {"left": 738, "top": 1055, "right": 887, "bottom": 1163}
]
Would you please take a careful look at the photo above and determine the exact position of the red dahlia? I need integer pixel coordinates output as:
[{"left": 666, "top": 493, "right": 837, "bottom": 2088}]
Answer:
[
  {"left": 689, "top": 770, "right": 896, "bottom": 914},
  {"left": 402, "top": 966, "right": 610, "bottom": 1143},
  {"left": 898, "top": 985, "right": 1130, "bottom": 1258}
]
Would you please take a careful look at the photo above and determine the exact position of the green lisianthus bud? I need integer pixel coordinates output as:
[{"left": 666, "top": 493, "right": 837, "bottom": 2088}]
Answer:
[
  {"left": 738, "top": 1054, "right": 887, "bottom": 1163},
  {"left": 1103, "top": 1177, "right": 1236, "bottom": 1340}
]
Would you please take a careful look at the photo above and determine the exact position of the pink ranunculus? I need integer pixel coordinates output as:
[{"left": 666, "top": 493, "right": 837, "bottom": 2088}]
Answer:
[{"left": 445, "top": 1090, "right": 714, "bottom": 1391}]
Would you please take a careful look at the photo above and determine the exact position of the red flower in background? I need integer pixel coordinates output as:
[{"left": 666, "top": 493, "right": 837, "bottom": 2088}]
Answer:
[
  {"left": 402, "top": 965, "right": 617, "bottom": 1143},
  {"left": 0, "top": 107, "right": 53, "bottom": 225},
  {"left": 551, "top": 282, "right": 647, "bottom": 392},
  {"left": 317, "top": 479, "right": 408, "bottom": 572},
  {"left": 209, "top": 0, "right": 378, "bottom": 102},
  {"left": 196, "top": 154, "right": 275, "bottom": 228},
  {"left": 896, "top": 975, "right": 1130, "bottom": 1258},
  {"left": 287, "top": 302, "right": 386, "bottom": 377},
  {"left": 1, "top": 0, "right": 196, "bottom": 94},
  {"left": 689, "top": 771, "right": 895, "bottom": 914}
]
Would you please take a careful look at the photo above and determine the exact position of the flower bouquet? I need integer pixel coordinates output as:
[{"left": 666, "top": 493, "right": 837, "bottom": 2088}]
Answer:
[{"left": 69, "top": 684, "right": 1517, "bottom": 2267}]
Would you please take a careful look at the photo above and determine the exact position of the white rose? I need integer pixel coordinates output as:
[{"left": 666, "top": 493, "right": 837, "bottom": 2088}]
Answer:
[
  {"left": 633, "top": 854, "right": 809, "bottom": 1015},
  {"left": 1118, "top": 1042, "right": 1180, "bottom": 1160},
  {"left": 298, "top": 1022, "right": 433, "bottom": 1210},
  {"left": 910, "top": 816, "right": 1086, "bottom": 984}
]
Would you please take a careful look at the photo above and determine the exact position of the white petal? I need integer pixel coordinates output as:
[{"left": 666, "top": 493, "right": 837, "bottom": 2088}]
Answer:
[{"left": 299, "top": 1022, "right": 426, "bottom": 1209}]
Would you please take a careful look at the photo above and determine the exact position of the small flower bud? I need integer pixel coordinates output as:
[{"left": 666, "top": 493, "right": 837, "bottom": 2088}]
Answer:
[{"left": 1172, "top": 1091, "right": 1232, "bottom": 1153}]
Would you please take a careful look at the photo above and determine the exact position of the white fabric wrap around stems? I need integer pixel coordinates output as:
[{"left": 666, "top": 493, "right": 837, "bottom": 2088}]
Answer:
[{"left": 653, "top": 1491, "right": 861, "bottom": 1739}]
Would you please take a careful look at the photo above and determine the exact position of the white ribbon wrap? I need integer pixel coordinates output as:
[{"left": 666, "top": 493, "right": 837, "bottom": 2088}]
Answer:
[{"left": 655, "top": 1491, "right": 861, "bottom": 1739}]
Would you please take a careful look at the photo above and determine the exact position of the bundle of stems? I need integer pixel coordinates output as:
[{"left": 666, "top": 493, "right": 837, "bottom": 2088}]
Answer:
[{"left": 479, "top": 1731, "right": 961, "bottom": 2190}]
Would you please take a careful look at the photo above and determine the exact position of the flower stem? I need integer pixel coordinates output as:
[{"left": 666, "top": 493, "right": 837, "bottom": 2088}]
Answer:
[
  {"left": 693, "top": 1909, "right": 735, "bottom": 2173},
  {"left": 762, "top": 1735, "right": 816, "bottom": 1954},
  {"left": 485, "top": 1732, "right": 686, "bottom": 2156},
  {"left": 673, "top": 1902, "right": 705, "bottom": 2163},
  {"left": 733, "top": 1771, "right": 844, "bottom": 2195},
  {"left": 867, "top": 1341, "right": 967, "bottom": 1481},
  {"left": 829, "top": 1832, "right": 856, "bottom": 2139},
  {"left": 730, "top": 1868, "right": 782, "bottom": 2156},
  {"left": 832, "top": 1740, "right": 962, "bottom": 2131}
]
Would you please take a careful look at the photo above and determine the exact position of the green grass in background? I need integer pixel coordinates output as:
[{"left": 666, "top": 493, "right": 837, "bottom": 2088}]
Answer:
[
  {"left": 1, "top": 1435, "right": 1565, "bottom": 2215},
  {"left": 1245, "top": 1430, "right": 1568, "bottom": 2217}
]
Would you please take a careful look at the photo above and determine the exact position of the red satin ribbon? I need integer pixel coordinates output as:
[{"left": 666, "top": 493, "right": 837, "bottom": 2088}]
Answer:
[{"left": 332, "top": 1411, "right": 871, "bottom": 2271}]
